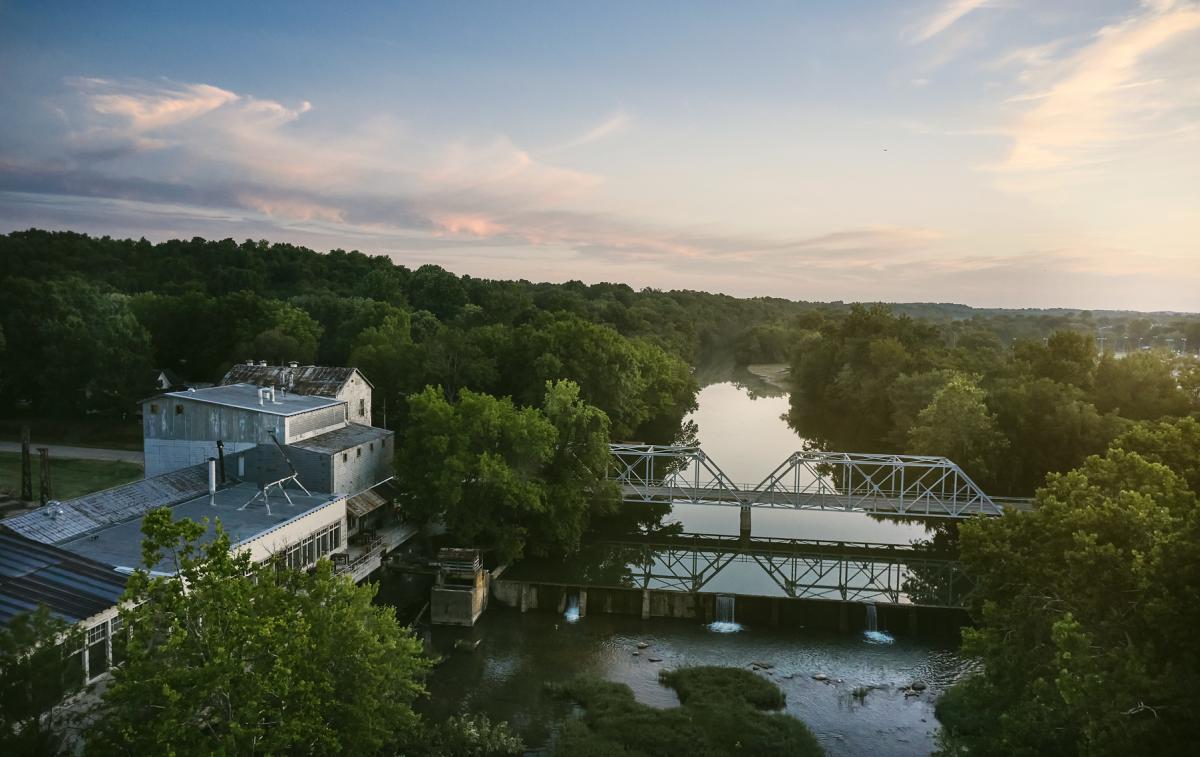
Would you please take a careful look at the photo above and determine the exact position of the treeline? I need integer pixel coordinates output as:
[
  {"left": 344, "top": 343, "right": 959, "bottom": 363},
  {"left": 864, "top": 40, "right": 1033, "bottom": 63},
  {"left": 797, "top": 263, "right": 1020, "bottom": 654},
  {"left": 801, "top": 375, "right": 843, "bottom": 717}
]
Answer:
[
  {"left": 0, "top": 229, "right": 820, "bottom": 436},
  {"left": 787, "top": 305, "right": 1200, "bottom": 495}
]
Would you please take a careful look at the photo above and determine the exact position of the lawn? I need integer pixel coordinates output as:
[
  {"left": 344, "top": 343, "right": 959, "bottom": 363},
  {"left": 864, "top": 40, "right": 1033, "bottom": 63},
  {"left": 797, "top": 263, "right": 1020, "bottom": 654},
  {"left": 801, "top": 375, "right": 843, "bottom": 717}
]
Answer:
[{"left": 0, "top": 452, "right": 143, "bottom": 502}]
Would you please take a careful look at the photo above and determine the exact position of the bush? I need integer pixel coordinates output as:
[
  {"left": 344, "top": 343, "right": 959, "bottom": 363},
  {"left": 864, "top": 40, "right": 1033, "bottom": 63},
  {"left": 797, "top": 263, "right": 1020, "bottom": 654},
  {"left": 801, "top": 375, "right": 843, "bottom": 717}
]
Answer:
[
  {"left": 660, "top": 666, "right": 786, "bottom": 710},
  {"left": 549, "top": 668, "right": 822, "bottom": 756}
]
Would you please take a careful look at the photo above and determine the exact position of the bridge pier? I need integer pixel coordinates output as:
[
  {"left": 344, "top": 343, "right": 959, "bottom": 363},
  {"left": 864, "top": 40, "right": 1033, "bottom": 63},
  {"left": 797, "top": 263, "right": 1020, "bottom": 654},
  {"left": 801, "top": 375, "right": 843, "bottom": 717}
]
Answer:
[
  {"left": 641, "top": 589, "right": 651, "bottom": 620},
  {"left": 739, "top": 505, "right": 752, "bottom": 539},
  {"left": 578, "top": 589, "right": 588, "bottom": 619}
]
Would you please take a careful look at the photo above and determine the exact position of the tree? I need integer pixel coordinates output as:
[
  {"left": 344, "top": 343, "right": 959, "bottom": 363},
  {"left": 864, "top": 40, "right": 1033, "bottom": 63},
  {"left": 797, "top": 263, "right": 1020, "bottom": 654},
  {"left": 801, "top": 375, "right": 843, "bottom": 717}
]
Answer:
[
  {"left": 937, "top": 438, "right": 1200, "bottom": 756},
  {"left": 87, "top": 509, "right": 429, "bottom": 756},
  {"left": 531, "top": 380, "right": 621, "bottom": 555},
  {"left": 908, "top": 374, "right": 1008, "bottom": 485},
  {"left": 396, "top": 382, "right": 616, "bottom": 561},
  {"left": 348, "top": 313, "right": 416, "bottom": 426},
  {"left": 397, "top": 387, "right": 556, "bottom": 562},
  {"left": 0, "top": 277, "right": 155, "bottom": 415},
  {"left": 1091, "top": 351, "right": 1192, "bottom": 420},
  {"left": 1, "top": 607, "right": 82, "bottom": 755}
]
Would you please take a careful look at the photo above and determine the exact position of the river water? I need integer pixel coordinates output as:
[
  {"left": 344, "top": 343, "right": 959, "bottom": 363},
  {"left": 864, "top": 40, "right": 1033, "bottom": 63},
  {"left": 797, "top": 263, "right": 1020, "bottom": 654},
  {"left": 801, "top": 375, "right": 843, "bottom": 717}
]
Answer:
[{"left": 413, "top": 374, "right": 970, "bottom": 756}]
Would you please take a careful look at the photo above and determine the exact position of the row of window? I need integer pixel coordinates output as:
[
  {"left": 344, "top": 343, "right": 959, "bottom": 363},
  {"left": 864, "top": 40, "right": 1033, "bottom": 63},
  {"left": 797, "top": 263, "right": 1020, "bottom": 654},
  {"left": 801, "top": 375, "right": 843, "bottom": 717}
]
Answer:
[
  {"left": 341, "top": 437, "right": 385, "bottom": 462},
  {"left": 277, "top": 522, "right": 343, "bottom": 571}
]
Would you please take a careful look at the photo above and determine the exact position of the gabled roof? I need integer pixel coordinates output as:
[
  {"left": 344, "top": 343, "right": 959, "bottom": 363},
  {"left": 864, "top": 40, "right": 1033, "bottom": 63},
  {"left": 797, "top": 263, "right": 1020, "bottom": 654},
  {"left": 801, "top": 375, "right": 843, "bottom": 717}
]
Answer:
[
  {"left": 221, "top": 364, "right": 371, "bottom": 397},
  {"left": 4, "top": 464, "right": 210, "bottom": 545},
  {"left": 0, "top": 530, "right": 127, "bottom": 626}
]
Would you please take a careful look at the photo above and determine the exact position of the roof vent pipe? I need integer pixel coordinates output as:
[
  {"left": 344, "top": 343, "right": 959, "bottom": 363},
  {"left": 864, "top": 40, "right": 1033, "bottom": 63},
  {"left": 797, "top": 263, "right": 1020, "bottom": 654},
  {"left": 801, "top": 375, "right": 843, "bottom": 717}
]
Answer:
[
  {"left": 207, "top": 458, "right": 217, "bottom": 506},
  {"left": 269, "top": 386, "right": 278, "bottom": 403}
]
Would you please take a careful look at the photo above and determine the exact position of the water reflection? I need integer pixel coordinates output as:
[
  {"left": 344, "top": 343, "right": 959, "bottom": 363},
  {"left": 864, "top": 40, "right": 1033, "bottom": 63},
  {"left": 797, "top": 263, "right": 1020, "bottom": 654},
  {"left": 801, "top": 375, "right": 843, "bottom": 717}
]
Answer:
[{"left": 507, "top": 532, "right": 969, "bottom": 608}]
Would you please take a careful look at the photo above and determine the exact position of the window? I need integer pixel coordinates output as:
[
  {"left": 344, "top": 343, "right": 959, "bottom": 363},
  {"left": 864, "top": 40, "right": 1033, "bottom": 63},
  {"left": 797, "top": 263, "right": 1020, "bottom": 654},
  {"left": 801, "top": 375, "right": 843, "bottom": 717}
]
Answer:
[
  {"left": 369, "top": 443, "right": 374, "bottom": 452},
  {"left": 342, "top": 452, "right": 348, "bottom": 463},
  {"left": 356, "top": 448, "right": 362, "bottom": 458},
  {"left": 86, "top": 624, "right": 107, "bottom": 680},
  {"left": 149, "top": 403, "right": 159, "bottom": 414},
  {"left": 381, "top": 438, "right": 387, "bottom": 448},
  {"left": 359, "top": 398, "right": 366, "bottom": 417},
  {"left": 175, "top": 404, "right": 184, "bottom": 415}
]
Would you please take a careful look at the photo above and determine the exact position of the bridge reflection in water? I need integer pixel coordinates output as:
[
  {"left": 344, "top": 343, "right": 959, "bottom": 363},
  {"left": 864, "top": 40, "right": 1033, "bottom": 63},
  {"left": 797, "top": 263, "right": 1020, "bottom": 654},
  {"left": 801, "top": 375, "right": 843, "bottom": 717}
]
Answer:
[{"left": 505, "top": 533, "right": 968, "bottom": 609}]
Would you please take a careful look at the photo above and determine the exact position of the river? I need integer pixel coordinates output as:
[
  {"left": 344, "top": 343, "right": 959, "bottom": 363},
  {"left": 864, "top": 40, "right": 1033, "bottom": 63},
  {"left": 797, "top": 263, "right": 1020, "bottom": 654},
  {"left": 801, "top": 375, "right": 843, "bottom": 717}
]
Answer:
[{"left": 407, "top": 372, "right": 971, "bottom": 756}]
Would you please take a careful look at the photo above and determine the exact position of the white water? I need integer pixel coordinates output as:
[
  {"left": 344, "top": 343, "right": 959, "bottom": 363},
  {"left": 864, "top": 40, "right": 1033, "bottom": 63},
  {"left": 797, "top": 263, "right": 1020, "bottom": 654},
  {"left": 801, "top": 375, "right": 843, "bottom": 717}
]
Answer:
[
  {"left": 563, "top": 593, "right": 580, "bottom": 623},
  {"left": 863, "top": 603, "right": 895, "bottom": 645},
  {"left": 708, "top": 594, "right": 743, "bottom": 633}
]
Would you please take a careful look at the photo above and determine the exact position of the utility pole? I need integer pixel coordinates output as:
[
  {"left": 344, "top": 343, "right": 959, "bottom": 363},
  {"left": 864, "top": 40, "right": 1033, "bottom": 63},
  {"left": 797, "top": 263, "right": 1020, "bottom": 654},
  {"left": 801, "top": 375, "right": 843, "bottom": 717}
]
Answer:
[
  {"left": 20, "top": 425, "right": 32, "bottom": 501},
  {"left": 37, "top": 447, "right": 52, "bottom": 506}
]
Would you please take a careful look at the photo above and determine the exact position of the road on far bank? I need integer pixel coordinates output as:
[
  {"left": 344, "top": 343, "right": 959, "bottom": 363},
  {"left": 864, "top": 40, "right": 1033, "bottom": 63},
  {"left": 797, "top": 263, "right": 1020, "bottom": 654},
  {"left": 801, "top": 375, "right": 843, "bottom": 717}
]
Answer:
[{"left": 0, "top": 442, "right": 143, "bottom": 465}]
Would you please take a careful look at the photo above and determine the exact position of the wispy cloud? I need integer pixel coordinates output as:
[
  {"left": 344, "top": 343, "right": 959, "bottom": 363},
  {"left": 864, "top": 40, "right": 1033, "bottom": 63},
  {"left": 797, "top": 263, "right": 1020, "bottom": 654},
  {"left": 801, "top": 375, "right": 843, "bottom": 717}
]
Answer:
[
  {"left": 990, "top": 0, "right": 1200, "bottom": 173},
  {"left": 909, "top": 0, "right": 990, "bottom": 43},
  {"left": 546, "top": 111, "right": 632, "bottom": 152}
]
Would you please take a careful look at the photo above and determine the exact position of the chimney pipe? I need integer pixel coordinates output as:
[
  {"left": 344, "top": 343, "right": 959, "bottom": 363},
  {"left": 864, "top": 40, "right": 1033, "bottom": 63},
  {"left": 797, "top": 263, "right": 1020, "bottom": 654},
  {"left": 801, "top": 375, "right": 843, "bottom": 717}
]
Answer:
[
  {"left": 270, "top": 386, "right": 278, "bottom": 403},
  {"left": 207, "top": 458, "right": 217, "bottom": 506},
  {"left": 216, "top": 440, "right": 227, "bottom": 483}
]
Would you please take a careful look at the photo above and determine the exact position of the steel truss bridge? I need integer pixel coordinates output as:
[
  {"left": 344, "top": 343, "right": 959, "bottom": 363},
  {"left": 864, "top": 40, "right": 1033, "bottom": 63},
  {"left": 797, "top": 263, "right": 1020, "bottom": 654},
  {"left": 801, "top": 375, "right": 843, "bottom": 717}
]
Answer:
[
  {"left": 609, "top": 444, "right": 1031, "bottom": 519},
  {"left": 597, "top": 533, "right": 967, "bottom": 607}
]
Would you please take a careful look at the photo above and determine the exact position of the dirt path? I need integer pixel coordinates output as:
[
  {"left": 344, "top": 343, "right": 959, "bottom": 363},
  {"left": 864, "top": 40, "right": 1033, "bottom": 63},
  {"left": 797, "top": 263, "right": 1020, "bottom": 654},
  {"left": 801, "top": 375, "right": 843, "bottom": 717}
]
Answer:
[{"left": 0, "top": 442, "right": 143, "bottom": 465}]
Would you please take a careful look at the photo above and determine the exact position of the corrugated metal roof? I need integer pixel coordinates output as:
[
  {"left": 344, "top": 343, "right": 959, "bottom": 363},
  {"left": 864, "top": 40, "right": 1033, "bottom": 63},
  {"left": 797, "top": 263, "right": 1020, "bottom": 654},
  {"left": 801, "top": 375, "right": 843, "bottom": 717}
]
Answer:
[
  {"left": 346, "top": 478, "right": 401, "bottom": 518},
  {"left": 221, "top": 364, "right": 370, "bottom": 397},
  {"left": 0, "top": 530, "right": 127, "bottom": 626},
  {"left": 4, "top": 464, "right": 210, "bottom": 545},
  {"left": 150, "top": 384, "right": 343, "bottom": 416},
  {"left": 289, "top": 423, "right": 392, "bottom": 455}
]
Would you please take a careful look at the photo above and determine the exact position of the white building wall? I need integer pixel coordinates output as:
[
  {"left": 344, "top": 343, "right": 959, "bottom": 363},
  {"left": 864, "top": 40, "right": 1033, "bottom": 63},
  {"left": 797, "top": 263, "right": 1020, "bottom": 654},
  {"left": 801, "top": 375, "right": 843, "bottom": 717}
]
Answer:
[
  {"left": 235, "top": 497, "right": 348, "bottom": 565},
  {"left": 144, "top": 439, "right": 256, "bottom": 477},
  {"left": 337, "top": 372, "right": 373, "bottom": 426}
]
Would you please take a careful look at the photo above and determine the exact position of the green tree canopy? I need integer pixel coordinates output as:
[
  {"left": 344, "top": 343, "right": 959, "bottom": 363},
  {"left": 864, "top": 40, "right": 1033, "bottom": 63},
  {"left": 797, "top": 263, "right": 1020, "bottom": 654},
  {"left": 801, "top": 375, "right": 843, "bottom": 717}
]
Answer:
[
  {"left": 937, "top": 419, "right": 1200, "bottom": 756},
  {"left": 1, "top": 606, "right": 82, "bottom": 755},
  {"left": 908, "top": 374, "right": 1008, "bottom": 485},
  {"left": 87, "top": 509, "right": 429, "bottom": 756},
  {"left": 396, "top": 381, "right": 616, "bottom": 561}
]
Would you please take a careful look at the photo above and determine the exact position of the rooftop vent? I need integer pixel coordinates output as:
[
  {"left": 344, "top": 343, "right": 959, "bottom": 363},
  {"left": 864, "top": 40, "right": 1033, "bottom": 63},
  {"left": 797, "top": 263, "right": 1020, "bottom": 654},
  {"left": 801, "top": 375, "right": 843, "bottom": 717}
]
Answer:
[
  {"left": 287, "top": 360, "right": 299, "bottom": 368},
  {"left": 257, "top": 360, "right": 268, "bottom": 367}
]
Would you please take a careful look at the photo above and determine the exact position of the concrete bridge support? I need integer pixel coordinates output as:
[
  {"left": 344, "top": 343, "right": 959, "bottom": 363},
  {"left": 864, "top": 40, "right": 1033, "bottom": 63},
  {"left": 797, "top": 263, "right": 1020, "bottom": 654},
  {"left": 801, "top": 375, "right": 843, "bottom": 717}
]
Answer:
[
  {"left": 578, "top": 589, "right": 588, "bottom": 619},
  {"left": 641, "top": 588, "right": 651, "bottom": 620},
  {"left": 739, "top": 506, "right": 752, "bottom": 539}
]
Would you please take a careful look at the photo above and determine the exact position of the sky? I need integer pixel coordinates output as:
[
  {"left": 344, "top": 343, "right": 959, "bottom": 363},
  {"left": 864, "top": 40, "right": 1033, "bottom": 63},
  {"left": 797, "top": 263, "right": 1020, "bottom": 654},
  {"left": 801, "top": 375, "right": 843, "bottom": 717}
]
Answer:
[{"left": 1, "top": 1, "right": 1197, "bottom": 311}]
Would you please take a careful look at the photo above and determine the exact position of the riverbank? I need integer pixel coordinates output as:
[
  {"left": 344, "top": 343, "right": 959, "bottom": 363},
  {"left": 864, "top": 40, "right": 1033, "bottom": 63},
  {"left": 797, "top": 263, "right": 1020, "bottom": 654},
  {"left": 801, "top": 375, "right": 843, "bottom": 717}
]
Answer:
[{"left": 746, "top": 362, "right": 792, "bottom": 392}]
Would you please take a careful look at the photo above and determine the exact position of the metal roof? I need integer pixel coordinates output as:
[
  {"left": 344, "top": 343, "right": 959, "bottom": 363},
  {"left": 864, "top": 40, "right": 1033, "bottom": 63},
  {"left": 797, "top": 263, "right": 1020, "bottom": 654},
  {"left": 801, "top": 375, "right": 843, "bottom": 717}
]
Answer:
[
  {"left": 289, "top": 423, "right": 392, "bottom": 455},
  {"left": 4, "top": 464, "right": 210, "bottom": 545},
  {"left": 346, "top": 478, "right": 401, "bottom": 518},
  {"left": 0, "top": 530, "right": 127, "bottom": 626},
  {"left": 147, "top": 383, "right": 343, "bottom": 416},
  {"left": 221, "top": 364, "right": 371, "bottom": 397},
  {"left": 57, "top": 482, "right": 343, "bottom": 573}
]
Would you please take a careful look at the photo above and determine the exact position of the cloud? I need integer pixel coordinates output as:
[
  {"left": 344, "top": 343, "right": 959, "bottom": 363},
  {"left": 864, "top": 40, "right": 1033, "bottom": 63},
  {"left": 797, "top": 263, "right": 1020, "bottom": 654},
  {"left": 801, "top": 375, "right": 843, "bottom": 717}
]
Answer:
[
  {"left": 989, "top": 0, "right": 1200, "bottom": 173},
  {"left": 908, "top": 0, "right": 989, "bottom": 43},
  {"left": 546, "top": 111, "right": 632, "bottom": 152}
]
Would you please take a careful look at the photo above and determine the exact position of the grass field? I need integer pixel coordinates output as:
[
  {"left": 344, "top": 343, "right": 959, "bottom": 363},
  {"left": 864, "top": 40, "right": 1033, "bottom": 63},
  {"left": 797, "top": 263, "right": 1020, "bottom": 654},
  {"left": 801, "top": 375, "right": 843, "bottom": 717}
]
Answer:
[{"left": 0, "top": 452, "right": 143, "bottom": 502}]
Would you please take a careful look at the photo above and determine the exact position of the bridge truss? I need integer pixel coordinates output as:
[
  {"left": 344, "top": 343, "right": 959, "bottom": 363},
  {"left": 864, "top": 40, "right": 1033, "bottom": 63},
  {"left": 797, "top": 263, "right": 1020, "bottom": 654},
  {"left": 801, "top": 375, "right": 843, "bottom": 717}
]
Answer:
[{"left": 609, "top": 444, "right": 1029, "bottom": 518}]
